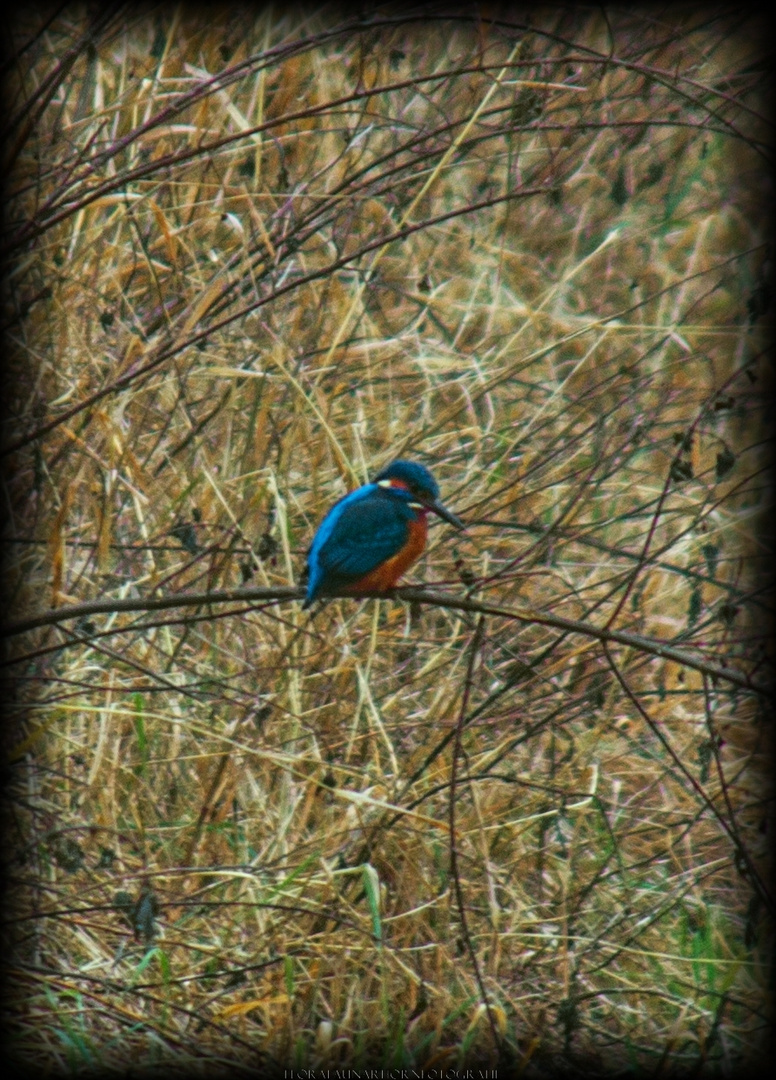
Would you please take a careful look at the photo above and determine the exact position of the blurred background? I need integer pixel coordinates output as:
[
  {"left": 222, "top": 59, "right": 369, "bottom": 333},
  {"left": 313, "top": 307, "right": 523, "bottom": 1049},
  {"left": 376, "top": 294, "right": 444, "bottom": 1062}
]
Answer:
[{"left": 2, "top": 6, "right": 772, "bottom": 1073}]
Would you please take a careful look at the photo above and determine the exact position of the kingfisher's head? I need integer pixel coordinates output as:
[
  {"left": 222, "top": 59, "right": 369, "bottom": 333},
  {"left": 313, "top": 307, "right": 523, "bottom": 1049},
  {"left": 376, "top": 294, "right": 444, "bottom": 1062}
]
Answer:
[{"left": 373, "top": 460, "right": 464, "bottom": 529}]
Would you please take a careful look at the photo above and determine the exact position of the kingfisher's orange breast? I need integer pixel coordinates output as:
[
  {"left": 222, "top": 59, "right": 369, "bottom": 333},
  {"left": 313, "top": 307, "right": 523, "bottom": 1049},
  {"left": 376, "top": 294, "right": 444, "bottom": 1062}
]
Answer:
[{"left": 343, "top": 514, "right": 428, "bottom": 592}]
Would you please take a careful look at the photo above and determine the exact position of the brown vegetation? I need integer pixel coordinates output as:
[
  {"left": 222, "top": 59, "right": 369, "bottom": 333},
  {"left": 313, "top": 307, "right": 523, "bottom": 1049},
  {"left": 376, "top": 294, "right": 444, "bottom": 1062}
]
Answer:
[{"left": 2, "top": 7, "right": 772, "bottom": 1074}]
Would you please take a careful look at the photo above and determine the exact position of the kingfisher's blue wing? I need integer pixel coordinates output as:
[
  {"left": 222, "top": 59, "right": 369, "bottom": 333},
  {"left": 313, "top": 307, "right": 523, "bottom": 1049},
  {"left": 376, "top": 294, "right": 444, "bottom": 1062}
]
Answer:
[
  {"left": 317, "top": 498, "right": 409, "bottom": 577},
  {"left": 305, "top": 485, "right": 410, "bottom": 601}
]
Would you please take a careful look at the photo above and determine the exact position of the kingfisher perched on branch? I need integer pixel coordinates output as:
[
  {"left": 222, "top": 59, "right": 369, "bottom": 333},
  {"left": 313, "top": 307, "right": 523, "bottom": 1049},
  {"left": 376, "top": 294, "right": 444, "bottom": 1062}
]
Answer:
[{"left": 303, "top": 459, "right": 464, "bottom": 609}]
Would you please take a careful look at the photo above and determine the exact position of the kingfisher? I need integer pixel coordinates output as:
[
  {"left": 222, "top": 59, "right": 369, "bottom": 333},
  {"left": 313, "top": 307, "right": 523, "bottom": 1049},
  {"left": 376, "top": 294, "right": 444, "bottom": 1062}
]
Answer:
[{"left": 303, "top": 459, "right": 464, "bottom": 608}]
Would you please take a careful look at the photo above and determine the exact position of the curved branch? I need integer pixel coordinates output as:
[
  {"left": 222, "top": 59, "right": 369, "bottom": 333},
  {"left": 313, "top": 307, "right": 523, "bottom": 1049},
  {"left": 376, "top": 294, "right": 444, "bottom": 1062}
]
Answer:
[{"left": 1, "top": 585, "right": 767, "bottom": 696}]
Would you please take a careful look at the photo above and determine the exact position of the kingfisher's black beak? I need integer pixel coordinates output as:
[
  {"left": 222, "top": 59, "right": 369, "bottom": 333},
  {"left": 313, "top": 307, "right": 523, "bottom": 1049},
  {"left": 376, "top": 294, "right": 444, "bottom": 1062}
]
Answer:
[{"left": 428, "top": 499, "right": 465, "bottom": 530}]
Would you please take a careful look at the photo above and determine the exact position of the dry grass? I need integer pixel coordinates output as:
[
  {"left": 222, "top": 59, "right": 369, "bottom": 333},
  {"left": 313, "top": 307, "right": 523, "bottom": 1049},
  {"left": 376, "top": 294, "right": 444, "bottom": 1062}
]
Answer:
[{"left": 2, "top": 6, "right": 772, "bottom": 1075}]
